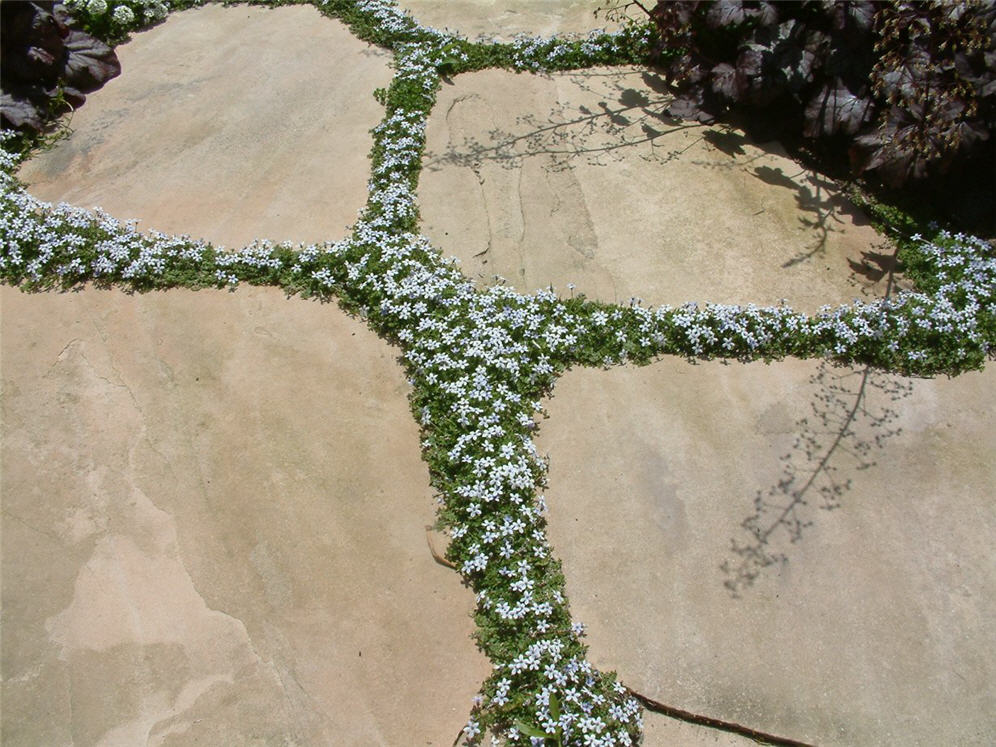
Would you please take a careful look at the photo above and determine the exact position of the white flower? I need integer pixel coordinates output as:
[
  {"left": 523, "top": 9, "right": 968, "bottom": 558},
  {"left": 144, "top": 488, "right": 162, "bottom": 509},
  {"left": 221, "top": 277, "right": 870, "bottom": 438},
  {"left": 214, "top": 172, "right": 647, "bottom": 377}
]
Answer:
[
  {"left": 112, "top": 5, "right": 135, "bottom": 25},
  {"left": 463, "top": 718, "right": 480, "bottom": 739}
]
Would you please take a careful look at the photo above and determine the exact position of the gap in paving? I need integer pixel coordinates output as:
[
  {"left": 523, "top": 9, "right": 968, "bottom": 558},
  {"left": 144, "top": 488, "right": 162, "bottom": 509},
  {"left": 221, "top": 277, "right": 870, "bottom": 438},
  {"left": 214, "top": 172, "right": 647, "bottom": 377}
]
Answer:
[
  {"left": 15, "top": 4, "right": 393, "bottom": 249},
  {"left": 420, "top": 67, "right": 897, "bottom": 315},
  {"left": 1, "top": 285, "right": 490, "bottom": 744},
  {"left": 537, "top": 357, "right": 996, "bottom": 745}
]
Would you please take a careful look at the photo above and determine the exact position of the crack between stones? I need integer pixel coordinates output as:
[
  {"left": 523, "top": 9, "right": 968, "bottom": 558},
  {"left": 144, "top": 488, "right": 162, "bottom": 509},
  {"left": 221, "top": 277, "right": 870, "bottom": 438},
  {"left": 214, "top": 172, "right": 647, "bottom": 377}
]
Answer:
[{"left": 626, "top": 688, "right": 815, "bottom": 747}]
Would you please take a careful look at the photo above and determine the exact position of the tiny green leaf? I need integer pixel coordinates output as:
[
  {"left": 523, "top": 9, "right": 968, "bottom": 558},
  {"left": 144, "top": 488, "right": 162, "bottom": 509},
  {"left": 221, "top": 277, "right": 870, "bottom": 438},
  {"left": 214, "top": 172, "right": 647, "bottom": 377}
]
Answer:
[{"left": 514, "top": 720, "right": 552, "bottom": 739}]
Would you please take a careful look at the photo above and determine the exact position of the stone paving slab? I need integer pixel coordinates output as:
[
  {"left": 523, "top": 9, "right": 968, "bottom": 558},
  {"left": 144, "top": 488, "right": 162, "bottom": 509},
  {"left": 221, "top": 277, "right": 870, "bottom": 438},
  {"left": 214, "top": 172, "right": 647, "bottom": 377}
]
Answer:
[
  {"left": 15, "top": 4, "right": 393, "bottom": 249},
  {"left": 398, "top": 1, "right": 624, "bottom": 40},
  {"left": 420, "top": 67, "right": 893, "bottom": 314},
  {"left": 1, "top": 285, "right": 490, "bottom": 745},
  {"left": 537, "top": 357, "right": 996, "bottom": 745},
  {"left": 5, "top": 3, "right": 993, "bottom": 744}
]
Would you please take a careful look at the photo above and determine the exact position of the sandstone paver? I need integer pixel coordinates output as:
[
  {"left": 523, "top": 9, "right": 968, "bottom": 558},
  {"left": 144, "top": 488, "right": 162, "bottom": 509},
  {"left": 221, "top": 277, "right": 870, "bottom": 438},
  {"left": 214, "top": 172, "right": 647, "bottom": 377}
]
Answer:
[
  {"left": 420, "top": 67, "right": 892, "bottom": 314},
  {"left": 4, "top": 3, "right": 993, "bottom": 745},
  {"left": 398, "top": 1, "right": 624, "bottom": 40},
  {"left": 538, "top": 357, "right": 996, "bottom": 745},
  {"left": 15, "top": 4, "right": 393, "bottom": 248},
  {"left": 1, "top": 285, "right": 490, "bottom": 744}
]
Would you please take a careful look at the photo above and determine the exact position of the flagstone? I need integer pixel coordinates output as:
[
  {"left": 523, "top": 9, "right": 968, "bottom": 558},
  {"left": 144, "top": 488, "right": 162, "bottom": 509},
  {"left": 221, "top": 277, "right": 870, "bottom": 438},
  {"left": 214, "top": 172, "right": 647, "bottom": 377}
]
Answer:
[
  {"left": 538, "top": 357, "right": 996, "bottom": 745},
  {"left": 15, "top": 4, "right": 393, "bottom": 249},
  {"left": 4, "top": 2, "right": 993, "bottom": 744},
  {"left": 1, "top": 285, "right": 489, "bottom": 745},
  {"left": 397, "top": 1, "right": 625, "bottom": 40},
  {"left": 419, "top": 67, "right": 894, "bottom": 315}
]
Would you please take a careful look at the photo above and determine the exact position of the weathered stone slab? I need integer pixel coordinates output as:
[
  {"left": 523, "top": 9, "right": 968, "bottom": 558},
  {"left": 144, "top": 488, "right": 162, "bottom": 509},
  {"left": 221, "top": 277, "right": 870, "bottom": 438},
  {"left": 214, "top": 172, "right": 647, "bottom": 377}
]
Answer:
[
  {"left": 420, "top": 68, "right": 892, "bottom": 314},
  {"left": 538, "top": 357, "right": 996, "bottom": 745},
  {"left": 1, "top": 285, "right": 489, "bottom": 745},
  {"left": 398, "top": 0, "right": 623, "bottom": 40},
  {"left": 15, "top": 4, "right": 393, "bottom": 249}
]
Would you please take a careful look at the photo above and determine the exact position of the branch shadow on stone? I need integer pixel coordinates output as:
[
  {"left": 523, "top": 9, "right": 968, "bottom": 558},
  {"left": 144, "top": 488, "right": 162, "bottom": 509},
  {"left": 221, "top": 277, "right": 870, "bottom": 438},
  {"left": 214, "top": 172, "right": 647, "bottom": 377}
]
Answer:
[
  {"left": 748, "top": 164, "right": 873, "bottom": 269},
  {"left": 720, "top": 360, "right": 914, "bottom": 598},
  {"left": 422, "top": 67, "right": 876, "bottom": 273},
  {"left": 422, "top": 69, "right": 703, "bottom": 173}
]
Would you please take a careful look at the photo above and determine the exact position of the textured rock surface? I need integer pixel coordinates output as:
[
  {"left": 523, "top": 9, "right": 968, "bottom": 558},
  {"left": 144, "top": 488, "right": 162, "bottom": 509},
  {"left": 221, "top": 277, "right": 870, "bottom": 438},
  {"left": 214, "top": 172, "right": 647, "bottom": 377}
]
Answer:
[
  {"left": 420, "top": 67, "right": 893, "bottom": 314},
  {"left": 398, "top": 0, "right": 623, "bottom": 40},
  {"left": 538, "top": 357, "right": 996, "bottom": 745},
  {"left": 1, "top": 286, "right": 489, "bottom": 744},
  {"left": 15, "top": 4, "right": 392, "bottom": 249},
  {"left": 4, "top": 3, "right": 993, "bottom": 745}
]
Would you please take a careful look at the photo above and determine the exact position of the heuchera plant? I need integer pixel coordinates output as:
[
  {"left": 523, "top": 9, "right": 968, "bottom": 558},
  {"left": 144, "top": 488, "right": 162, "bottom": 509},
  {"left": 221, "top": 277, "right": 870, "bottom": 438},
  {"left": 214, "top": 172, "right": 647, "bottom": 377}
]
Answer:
[
  {"left": 627, "top": 0, "right": 995, "bottom": 194},
  {"left": 0, "top": 0, "right": 121, "bottom": 133}
]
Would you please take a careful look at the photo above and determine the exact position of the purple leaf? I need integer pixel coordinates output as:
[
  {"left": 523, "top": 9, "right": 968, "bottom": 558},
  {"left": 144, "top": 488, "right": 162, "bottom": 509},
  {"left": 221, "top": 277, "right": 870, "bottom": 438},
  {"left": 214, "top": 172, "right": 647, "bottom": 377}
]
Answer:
[
  {"left": 0, "top": 92, "right": 44, "bottom": 132},
  {"left": 667, "top": 93, "right": 715, "bottom": 124},
  {"left": 710, "top": 62, "right": 741, "bottom": 100},
  {"left": 706, "top": 0, "right": 745, "bottom": 28},
  {"left": 831, "top": 2, "right": 875, "bottom": 32},
  {"left": 804, "top": 83, "right": 874, "bottom": 137},
  {"left": 947, "top": 118, "right": 990, "bottom": 150},
  {"left": 754, "top": 2, "right": 779, "bottom": 27},
  {"left": 62, "top": 29, "right": 120, "bottom": 93},
  {"left": 736, "top": 46, "right": 764, "bottom": 79}
]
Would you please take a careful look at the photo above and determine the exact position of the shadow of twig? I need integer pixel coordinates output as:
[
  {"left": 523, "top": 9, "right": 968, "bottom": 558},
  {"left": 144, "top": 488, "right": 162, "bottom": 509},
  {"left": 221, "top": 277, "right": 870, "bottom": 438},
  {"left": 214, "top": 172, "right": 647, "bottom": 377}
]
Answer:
[
  {"left": 424, "top": 69, "right": 873, "bottom": 277},
  {"left": 720, "top": 360, "right": 913, "bottom": 597},
  {"left": 747, "top": 165, "right": 856, "bottom": 268},
  {"left": 422, "top": 69, "right": 706, "bottom": 172},
  {"left": 722, "top": 245, "right": 913, "bottom": 597}
]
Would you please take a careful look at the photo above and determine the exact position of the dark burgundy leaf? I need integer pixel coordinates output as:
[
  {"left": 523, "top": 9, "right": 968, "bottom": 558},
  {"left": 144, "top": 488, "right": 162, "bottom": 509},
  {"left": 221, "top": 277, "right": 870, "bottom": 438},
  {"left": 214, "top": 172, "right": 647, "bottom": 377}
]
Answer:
[
  {"left": 710, "top": 62, "right": 740, "bottom": 100},
  {"left": 0, "top": 91, "right": 44, "bottom": 132},
  {"left": 754, "top": 2, "right": 779, "bottom": 27},
  {"left": 666, "top": 93, "right": 715, "bottom": 123},
  {"left": 831, "top": 2, "right": 875, "bottom": 33},
  {"left": 62, "top": 29, "right": 120, "bottom": 92},
  {"left": 706, "top": 0, "right": 745, "bottom": 28},
  {"left": 736, "top": 46, "right": 764, "bottom": 79},
  {"left": 849, "top": 130, "right": 886, "bottom": 174},
  {"left": 777, "top": 46, "right": 817, "bottom": 90},
  {"left": 26, "top": 45, "right": 57, "bottom": 67},
  {"left": 947, "top": 118, "right": 990, "bottom": 150},
  {"left": 56, "top": 85, "right": 87, "bottom": 109},
  {"left": 804, "top": 83, "right": 874, "bottom": 137}
]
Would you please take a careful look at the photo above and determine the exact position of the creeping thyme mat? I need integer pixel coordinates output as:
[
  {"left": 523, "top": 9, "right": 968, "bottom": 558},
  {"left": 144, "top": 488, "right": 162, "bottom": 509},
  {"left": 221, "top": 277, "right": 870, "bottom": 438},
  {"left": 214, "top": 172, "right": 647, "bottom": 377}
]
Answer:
[{"left": 2, "top": 1, "right": 995, "bottom": 744}]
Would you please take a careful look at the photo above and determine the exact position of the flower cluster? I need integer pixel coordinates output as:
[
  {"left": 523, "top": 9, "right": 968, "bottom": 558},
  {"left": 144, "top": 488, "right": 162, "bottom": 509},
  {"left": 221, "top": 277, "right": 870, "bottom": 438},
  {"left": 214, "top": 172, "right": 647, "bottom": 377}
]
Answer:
[
  {"left": 497, "top": 26, "right": 655, "bottom": 72},
  {"left": 65, "top": 0, "right": 169, "bottom": 36},
  {"left": 3, "top": 1, "right": 993, "bottom": 744}
]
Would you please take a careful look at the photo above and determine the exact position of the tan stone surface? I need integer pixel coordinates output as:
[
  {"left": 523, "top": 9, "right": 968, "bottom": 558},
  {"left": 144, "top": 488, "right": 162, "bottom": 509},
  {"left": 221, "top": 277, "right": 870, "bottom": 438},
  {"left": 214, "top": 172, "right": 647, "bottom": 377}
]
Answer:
[
  {"left": 420, "top": 68, "right": 893, "bottom": 314},
  {"left": 16, "top": 4, "right": 393, "bottom": 249},
  {"left": 538, "top": 357, "right": 996, "bottom": 745},
  {"left": 398, "top": 0, "right": 625, "bottom": 40},
  {"left": 642, "top": 714, "right": 757, "bottom": 746},
  {"left": 1, "top": 285, "right": 489, "bottom": 745}
]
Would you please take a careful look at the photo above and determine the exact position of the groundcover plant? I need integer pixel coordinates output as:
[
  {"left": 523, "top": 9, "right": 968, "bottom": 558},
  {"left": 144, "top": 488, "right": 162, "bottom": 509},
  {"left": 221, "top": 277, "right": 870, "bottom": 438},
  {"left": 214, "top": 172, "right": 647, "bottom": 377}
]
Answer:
[{"left": 2, "top": 1, "right": 994, "bottom": 744}]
